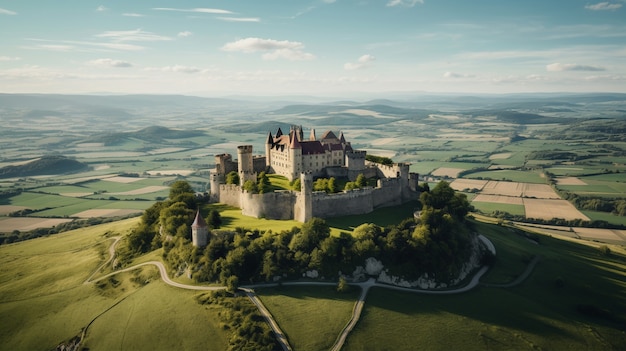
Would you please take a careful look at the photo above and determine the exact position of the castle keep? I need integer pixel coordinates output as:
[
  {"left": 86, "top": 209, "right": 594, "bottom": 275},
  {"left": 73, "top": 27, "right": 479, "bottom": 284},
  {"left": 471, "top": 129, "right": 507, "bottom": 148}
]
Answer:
[{"left": 210, "top": 126, "right": 419, "bottom": 222}]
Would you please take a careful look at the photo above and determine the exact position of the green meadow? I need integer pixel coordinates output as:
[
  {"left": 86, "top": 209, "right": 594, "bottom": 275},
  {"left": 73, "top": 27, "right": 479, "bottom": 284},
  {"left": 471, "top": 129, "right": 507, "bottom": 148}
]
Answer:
[
  {"left": 342, "top": 220, "right": 626, "bottom": 350},
  {"left": 257, "top": 286, "right": 360, "bottom": 351}
]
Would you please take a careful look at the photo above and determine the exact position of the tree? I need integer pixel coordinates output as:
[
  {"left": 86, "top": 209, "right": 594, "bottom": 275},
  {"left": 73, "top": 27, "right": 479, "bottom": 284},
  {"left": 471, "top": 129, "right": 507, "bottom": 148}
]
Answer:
[
  {"left": 257, "top": 172, "right": 270, "bottom": 193},
  {"left": 226, "top": 171, "right": 239, "bottom": 185},
  {"left": 291, "top": 178, "right": 301, "bottom": 191},
  {"left": 337, "top": 276, "right": 350, "bottom": 293},
  {"left": 355, "top": 174, "right": 366, "bottom": 188},
  {"left": 420, "top": 181, "right": 470, "bottom": 221},
  {"left": 242, "top": 180, "right": 257, "bottom": 193},
  {"left": 328, "top": 177, "right": 337, "bottom": 193},
  {"left": 207, "top": 209, "right": 222, "bottom": 229},
  {"left": 169, "top": 180, "right": 194, "bottom": 200},
  {"left": 313, "top": 178, "right": 329, "bottom": 192}
]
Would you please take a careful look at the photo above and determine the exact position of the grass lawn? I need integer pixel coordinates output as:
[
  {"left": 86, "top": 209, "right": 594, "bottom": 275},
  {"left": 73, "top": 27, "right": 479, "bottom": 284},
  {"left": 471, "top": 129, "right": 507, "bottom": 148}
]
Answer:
[
  {"left": 343, "top": 221, "right": 626, "bottom": 350},
  {"left": 257, "top": 285, "right": 360, "bottom": 351},
  {"left": 325, "top": 201, "right": 419, "bottom": 233},
  {"left": 85, "top": 279, "right": 229, "bottom": 351},
  {"left": 0, "top": 218, "right": 230, "bottom": 351},
  {"left": 0, "top": 219, "right": 135, "bottom": 350},
  {"left": 464, "top": 169, "right": 547, "bottom": 184},
  {"left": 471, "top": 202, "right": 526, "bottom": 216},
  {"left": 206, "top": 203, "right": 302, "bottom": 233},
  {"left": 582, "top": 210, "right": 626, "bottom": 226}
]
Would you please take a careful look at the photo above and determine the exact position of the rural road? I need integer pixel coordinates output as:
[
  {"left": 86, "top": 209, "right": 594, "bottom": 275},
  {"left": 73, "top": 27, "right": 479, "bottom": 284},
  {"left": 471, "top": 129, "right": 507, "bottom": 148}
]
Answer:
[{"left": 86, "top": 233, "right": 538, "bottom": 351}]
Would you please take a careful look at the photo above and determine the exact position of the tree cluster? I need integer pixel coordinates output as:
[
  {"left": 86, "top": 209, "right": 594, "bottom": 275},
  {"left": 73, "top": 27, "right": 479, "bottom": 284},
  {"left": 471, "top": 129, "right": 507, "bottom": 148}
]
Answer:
[{"left": 195, "top": 291, "right": 278, "bottom": 351}]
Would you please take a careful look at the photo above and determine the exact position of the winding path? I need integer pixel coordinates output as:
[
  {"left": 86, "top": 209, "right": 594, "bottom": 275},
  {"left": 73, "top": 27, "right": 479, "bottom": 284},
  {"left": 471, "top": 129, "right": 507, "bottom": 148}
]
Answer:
[{"left": 84, "top": 233, "right": 538, "bottom": 351}]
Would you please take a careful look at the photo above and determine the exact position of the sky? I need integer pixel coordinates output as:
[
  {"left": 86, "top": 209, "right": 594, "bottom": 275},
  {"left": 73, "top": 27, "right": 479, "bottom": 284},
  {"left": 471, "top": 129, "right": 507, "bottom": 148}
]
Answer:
[{"left": 0, "top": 0, "right": 625, "bottom": 97}]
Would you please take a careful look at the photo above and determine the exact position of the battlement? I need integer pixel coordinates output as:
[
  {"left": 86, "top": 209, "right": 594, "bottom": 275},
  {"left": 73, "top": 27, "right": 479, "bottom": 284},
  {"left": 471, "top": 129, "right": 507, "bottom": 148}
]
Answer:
[{"left": 237, "top": 145, "right": 253, "bottom": 154}]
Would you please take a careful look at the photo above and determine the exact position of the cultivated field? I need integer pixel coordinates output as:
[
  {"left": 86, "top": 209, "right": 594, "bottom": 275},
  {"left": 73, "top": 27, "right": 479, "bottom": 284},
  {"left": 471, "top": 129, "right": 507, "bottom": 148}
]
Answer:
[
  {"left": 431, "top": 167, "right": 464, "bottom": 178},
  {"left": 523, "top": 198, "right": 590, "bottom": 221},
  {"left": 0, "top": 217, "right": 73, "bottom": 232},
  {"left": 473, "top": 194, "right": 523, "bottom": 205}
]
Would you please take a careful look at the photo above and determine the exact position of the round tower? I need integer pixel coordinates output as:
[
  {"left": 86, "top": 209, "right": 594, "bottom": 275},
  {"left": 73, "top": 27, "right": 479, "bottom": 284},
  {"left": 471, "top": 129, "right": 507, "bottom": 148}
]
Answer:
[
  {"left": 191, "top": 210, "right": 208, "bottom": 247},
  {"left": 289, "top": 134, "right": 302, "bottom": 181},
  {"left": 209, "top": 170, "right": 221, "bottom": 202},
  {"left": 265, "top": 132, "right": 273, "bottom": 169},
  {"left": 298, "top": 172, "right": 313, "bottom": 222},
  {"left": 237, "top": 145, "right": 256, "bottom": 185}
]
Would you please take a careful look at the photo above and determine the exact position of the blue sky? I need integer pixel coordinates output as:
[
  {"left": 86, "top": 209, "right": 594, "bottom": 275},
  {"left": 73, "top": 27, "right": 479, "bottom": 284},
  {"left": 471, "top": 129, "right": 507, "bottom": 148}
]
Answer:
[{"left": 0, "top": 0, "right": 625, "bottom": 96}]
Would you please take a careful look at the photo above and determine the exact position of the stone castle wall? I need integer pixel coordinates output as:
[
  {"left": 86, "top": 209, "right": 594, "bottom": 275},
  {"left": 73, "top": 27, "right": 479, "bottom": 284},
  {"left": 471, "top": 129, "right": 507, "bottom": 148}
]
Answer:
[
  {"left": 217, "top": 176, "right": 416, "bottom": 222},
  {"left": 241, "top": 190, "right": 295, "bottom": 220},
  {"left": 311, "top": 188, "right": 374, "bottom": 218},
  {"left": 218, "top": 184, "right": 242, "bottom": 208}
]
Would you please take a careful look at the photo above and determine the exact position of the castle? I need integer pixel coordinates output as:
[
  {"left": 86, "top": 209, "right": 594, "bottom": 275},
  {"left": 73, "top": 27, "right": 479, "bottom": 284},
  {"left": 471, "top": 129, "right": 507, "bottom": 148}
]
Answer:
[{"left": 209, "top": 125, "right": 419, "bottom": 226}]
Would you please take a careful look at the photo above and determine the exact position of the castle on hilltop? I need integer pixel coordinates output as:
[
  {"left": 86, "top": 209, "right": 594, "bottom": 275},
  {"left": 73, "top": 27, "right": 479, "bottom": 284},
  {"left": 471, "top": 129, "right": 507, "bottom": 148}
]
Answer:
[{"left": 209, "top": 125, "right": 419, "bottom": 225}]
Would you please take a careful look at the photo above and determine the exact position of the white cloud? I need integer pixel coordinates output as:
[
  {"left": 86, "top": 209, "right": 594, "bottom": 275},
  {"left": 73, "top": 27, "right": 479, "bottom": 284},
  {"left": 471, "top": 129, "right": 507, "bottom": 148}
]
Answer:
[
  {"left": 546, "top": 63, "right": 606, "bottom": 72},
  {"left": 218, "top": 17, "right": 261, "bottom": 22},
  {"left": 178, "top": 31, "right": 193, "bottom": 38},
  {"left": 87, "top": 58, "right": 133, "bottom": 68},
  {"left": 386, "top": 0, "right": 424, "bottom": 7},
  {"left": 443, "top": 71, "right": 475, "bottom": 78},
  {"left": 263, "top": 49, "right": 315, "bottom": 61},
  {"left": 123, "top": 13, "right": 145, "bottom": 17},
  {"left": 585, "top": 2, "right": 622, "bottom": 10},
  {"left": 322, "top": 0, "right": 337, "bottom": 3},
  {"left": 221, "top": 37, "right": 315, "bottom": 60},
  {"left": 152, "top": 7, "right": 233, "bottom": 14},
  {"left": 344, "top": 54, "right": 376, "bottom": 70},
  {"left": 145, "top": 65, "right": 205, "bottom": 74},
  {"left": 0, "top": 56, "right": 21, "bottom": 61},
  {"left": 96, "top": 29, "right": 172, "bottom": 42},
  {"left": 24, "top": 38, "right": 146, "bottom": 52},
  {"left": 96, "top": 5, "right": 107, "bottom": 12},
  {"left": 0, "top": 7, "right": 17, "bottom": 15}
]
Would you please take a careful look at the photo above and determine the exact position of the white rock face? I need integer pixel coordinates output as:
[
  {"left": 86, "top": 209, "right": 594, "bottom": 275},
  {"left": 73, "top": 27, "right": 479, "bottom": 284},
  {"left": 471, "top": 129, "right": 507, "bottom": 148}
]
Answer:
[
  {"left": 304, "top": 270, "right": 319, "bottom": 279},
  {"left": 365, "top": 257, "right": 384, "bottom": 275}
]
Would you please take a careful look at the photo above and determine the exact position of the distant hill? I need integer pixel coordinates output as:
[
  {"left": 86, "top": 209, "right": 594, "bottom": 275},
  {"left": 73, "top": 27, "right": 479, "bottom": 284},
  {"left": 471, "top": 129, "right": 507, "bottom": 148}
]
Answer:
[
  {"left": 85, "top": 126, "right": 206, "bottom": 146},
  {"left": 0, "top": 156, "right": 88, "bottom": 178},
  {"left": 217, "top": 121, "right": 291, "bottom": 134}
]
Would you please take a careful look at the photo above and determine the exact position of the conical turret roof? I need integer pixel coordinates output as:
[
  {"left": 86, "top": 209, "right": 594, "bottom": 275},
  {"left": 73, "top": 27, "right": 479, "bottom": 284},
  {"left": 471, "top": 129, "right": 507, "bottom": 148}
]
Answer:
[
  {"left": 191, "top": 210, "right": 207, "bottom": 228},
  {"left": 290, "top": 131, "right": 302, "bottom": 149}
]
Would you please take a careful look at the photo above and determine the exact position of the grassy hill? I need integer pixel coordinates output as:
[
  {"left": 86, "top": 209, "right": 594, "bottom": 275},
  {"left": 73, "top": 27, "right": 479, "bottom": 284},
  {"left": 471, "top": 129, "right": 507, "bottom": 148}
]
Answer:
[
  {"left": 1, "top": 214, "right": 624, "bottom": 350},
  {"left": 0, "top": 156, "right": 88, "bottom": 178}
]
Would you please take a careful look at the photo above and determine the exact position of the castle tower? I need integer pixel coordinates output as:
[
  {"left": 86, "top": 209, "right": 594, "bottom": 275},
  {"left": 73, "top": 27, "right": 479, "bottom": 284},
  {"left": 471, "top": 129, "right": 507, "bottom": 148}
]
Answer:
[
  {"left": 296, "top": 172, "right": 313, "bottom": 222},
  {"left": 209, "top": 170, "right": 221, "bottom": 202},
  {"left": 237, "top": 145, "right": 256, "bottom": 185},
  {"left": 191, "top": 210, "right": 208, "bottom": 247},
  {"left": 265, "top": 132, "right": 273, "bottom": 169},
  {"left": 309, "top": 128, "right": 316, "bottom": 141},
  {"left": 289, "top": 131, "right": 302, "bottom": 181}
]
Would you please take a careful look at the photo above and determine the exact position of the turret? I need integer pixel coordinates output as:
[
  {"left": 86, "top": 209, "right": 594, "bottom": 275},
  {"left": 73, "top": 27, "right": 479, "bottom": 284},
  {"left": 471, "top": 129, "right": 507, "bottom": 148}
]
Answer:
[
  {"left": 297, "top": 172, "right": 313, "bottom": 222},
  {"left": 265, "top": 132, "right": 273, "bottom": 169},
  {"left": 209, "top": 170, "right": 221, "bottom": 202},
  {"left": 310, "top": 128, "right": 316, "bottom": 141},
  {"left": 289, "top": 131, "right": 302, "bottom": 180},
  {"left": 191, "top": 210, "right": 208, "bottom": 247},
  {"left": 237, "top": 145, "right": 256, "bottom": 185}
]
